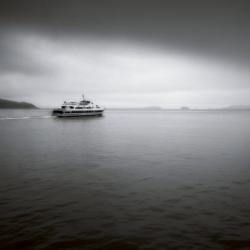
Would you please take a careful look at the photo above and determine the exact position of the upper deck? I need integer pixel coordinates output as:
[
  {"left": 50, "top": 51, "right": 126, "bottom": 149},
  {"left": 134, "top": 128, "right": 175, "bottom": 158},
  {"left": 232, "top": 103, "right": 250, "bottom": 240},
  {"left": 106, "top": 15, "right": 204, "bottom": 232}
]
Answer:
[{"left": 60, "top": 99, "right": 101, "bottom": 110}]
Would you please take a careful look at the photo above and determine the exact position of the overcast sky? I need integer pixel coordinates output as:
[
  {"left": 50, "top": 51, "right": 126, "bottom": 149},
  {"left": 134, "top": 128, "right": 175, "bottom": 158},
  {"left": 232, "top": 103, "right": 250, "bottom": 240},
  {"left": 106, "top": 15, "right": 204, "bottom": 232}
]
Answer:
[{"left": 0, "top": 0, "right": 250, "bottom": 108}]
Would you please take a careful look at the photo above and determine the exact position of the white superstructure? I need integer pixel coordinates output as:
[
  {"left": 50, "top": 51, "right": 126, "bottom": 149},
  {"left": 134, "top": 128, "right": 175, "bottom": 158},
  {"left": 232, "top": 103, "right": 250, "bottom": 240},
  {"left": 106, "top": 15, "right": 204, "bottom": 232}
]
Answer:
[{"left": 52, "top": 95, "right": 104, "bottom": 117}]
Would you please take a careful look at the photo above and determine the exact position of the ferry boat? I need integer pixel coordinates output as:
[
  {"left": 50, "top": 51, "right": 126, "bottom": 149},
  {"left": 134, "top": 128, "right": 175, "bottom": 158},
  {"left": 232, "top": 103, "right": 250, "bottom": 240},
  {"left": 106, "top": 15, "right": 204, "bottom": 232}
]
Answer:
[{"left": 52, "top": 95, "right": 104, "bottom": 117}]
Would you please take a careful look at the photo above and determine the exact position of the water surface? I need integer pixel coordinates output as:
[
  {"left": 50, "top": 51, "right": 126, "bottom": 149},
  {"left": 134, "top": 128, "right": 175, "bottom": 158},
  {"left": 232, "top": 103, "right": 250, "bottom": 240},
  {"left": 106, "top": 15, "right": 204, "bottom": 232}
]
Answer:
[{"left": 1, "top": 109, "right": 250, "bottom": 249}]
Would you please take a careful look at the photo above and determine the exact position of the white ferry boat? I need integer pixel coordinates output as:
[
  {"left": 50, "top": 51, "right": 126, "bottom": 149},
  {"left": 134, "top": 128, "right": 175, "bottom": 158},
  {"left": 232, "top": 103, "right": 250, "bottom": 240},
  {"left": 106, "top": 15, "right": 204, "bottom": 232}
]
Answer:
[{"left": 52, "top": 95, "right": 104, "bottom": 117}]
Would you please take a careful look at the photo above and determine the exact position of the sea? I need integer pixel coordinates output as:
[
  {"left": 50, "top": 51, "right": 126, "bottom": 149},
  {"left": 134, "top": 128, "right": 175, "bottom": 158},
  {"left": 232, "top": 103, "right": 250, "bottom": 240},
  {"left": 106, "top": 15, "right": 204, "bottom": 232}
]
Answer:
[{"left": 0, "top": 109, "right": 250, "bottom": 250}]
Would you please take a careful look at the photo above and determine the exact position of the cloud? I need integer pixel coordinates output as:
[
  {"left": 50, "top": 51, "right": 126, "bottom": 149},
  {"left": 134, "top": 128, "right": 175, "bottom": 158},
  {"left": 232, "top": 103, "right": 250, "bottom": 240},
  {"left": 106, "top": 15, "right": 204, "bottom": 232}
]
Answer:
[
  {"left": 0, "top": 0, "right": 250, "bottom": 65},
  {"left": 0, "top": 34, "right": 54, "bottom": 76},
  {"left": 0, "top": 32, "right": 249, "bottom": 107}
]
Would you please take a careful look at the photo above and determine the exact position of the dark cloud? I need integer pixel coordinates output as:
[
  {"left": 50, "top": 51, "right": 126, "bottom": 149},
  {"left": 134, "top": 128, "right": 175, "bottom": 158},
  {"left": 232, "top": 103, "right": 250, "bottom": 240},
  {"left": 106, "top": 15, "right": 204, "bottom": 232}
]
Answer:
[
  {"left": 0, "top": 0, "right": 250, "bottom": 107},
  {"left": 0, "top": 37, "right": 53, "bottom": 75},
  {"left": 0, "top": 0, "right": 250, "bottom": 64}
]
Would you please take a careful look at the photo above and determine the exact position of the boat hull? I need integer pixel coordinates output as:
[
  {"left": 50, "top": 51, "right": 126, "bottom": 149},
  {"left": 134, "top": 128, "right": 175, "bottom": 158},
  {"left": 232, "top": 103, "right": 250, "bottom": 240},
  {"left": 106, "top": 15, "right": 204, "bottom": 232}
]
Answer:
[{"left": 52, "top": 109, "right": 104, "bottom": 117}]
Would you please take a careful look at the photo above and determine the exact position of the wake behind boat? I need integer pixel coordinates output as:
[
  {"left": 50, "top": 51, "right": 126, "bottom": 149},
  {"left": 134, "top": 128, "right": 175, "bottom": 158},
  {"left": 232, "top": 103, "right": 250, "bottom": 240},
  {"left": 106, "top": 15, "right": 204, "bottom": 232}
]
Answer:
[{"left": 52, "top": 95, "right": 104, "bottom": 117}]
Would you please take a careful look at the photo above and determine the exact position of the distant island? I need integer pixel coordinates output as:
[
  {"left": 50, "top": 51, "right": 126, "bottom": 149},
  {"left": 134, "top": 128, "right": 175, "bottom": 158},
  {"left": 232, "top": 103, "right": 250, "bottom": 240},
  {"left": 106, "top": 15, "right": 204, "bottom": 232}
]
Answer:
[
  {"left": 0, "top": 98, "right": 38, "bottom": 109},
  {"left": 140, "top": 106, "right": 163, "bottom": 110},
  {"left": 108, "top": 105, "right": 250, "bottom": 111},
  {"left": 108, "top": 106, "right": 163, "bottom": 111},
  {"left": 223, "top": 105, "right": 250, "bottom": 110}
]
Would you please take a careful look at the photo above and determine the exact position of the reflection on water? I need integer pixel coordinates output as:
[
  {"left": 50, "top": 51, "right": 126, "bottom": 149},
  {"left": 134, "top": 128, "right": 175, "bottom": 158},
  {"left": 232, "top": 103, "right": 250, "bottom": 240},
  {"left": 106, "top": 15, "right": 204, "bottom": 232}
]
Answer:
[{"left": 1, "top": 109, "right": 250, "bottom": 249}]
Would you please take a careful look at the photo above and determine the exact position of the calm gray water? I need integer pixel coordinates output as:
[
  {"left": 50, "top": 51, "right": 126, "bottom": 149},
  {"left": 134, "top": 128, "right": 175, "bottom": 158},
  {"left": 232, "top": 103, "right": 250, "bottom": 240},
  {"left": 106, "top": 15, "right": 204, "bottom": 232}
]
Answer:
[{"left": 1, "top": 110, "right": 250, "bottom": 250}]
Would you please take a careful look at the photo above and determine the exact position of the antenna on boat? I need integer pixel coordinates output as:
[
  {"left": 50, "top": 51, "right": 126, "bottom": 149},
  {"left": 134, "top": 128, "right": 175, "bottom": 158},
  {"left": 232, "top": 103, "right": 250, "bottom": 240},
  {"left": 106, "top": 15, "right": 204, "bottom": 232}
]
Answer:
[{"left": 82, "top": 94, "right": 84, "bottom": 100}]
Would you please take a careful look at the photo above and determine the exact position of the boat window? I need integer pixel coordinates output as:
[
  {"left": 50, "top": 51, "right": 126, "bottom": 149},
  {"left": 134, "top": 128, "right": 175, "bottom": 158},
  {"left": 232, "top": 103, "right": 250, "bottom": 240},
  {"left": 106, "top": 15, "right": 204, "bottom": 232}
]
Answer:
[
  {"left": 70, "top": 106, "right": 74, "bottom": 109},
  {"left": 61, "top": 106, "right": 66, "bottom": 109}
]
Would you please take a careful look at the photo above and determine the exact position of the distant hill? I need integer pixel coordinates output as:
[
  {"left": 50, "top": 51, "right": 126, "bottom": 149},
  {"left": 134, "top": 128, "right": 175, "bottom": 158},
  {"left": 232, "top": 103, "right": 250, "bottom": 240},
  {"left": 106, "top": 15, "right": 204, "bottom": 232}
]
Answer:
[
  {"left": 180, "top": 106, "right": 190, "bottom": 111},
  {"left": 141, "top": 106, "right": 163, "bottom": 110},
  {"left": 108, "top": 106, "right": 163, "bottom": 110},
  {"left": 0, "top": 98, "right": 38, "bottom": 109},
  {"left": 223, "top": 105, "right": 250, "bottom": 110}
]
